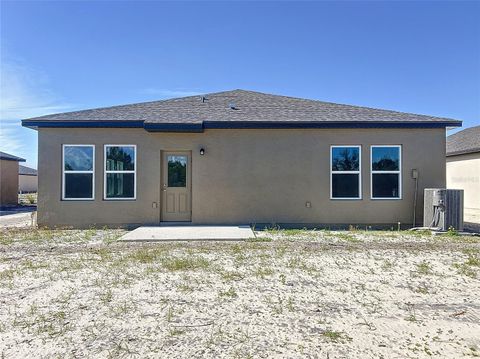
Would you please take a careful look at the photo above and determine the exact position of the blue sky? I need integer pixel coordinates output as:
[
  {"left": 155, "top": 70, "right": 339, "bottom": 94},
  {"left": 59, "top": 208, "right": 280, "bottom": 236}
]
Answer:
[{"left": 1, "top": 1, "right": 479, "bottom": 169}]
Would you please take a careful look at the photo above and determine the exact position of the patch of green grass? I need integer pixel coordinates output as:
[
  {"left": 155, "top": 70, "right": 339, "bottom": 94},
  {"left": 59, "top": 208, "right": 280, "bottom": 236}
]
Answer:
[
  {"left": 220, "top": 270, "right": 244, "bottom": 282},
  {"left": 414, "top": 286, "right": 429, "bottom": 295},
  {"left": 286, "top": 297, "right": 295, "bottom": 312},
  {"left": 100, "top": 288, "right": 113, "bottom": 304},
  {"left": 162, "top": 256, "right": 210, "bottom": 271},
  {"left": 21, "top": 259, "right": 50, "bottom": 271},
  {"left": 336, "top": 232, "right": 360, "bottom": 242},
  {"left": 177, "top": 283, "right": 194, "bottom": 293},
  {"left": 416, "top": 261, "right": 432, "bottom": 275},
  {"left": 168, "top": 327, "right": 186, "bottom": 336},
  {"left": 0, "top": 269, "right": 16, "bottom": 281},
  {"left": 409, "top": 229, "right": 432, "bottom": 238},
  {"left": 405, "top": 303, "right": 418, "bottom": 322},
  {"left": 322, "top": 330, "right": 351, "bottom": 343},
  {"left": 381, "top": 259, "right": 394, "bottom": 270},
  {"left": 111, "top": 301, "right": 135, "bottom": 317},
  {"left": 446, "top": 226, "right": 459, "bottom": 237},
  {"left": 405, "top": 314, "right": 418, "bottom": 322},
  {"left": 0, "top": 228, "right": 125, "bottom": 246},
  {"left": 282, "top": 229, "right": 310, "bottom": 236},
  {"left": 453, "top": 263, "right": 477, "bottom": 278},
  {"left": 219, "top": 287, "right": 238, "bottom": 298},
  {"left": 263, "top": 227, "right": 312, "bottom": 237},
  {"left": 465, "top": 251, "right": 480, "bottom": 267},
  {"left": 166, "top": 306, "right": 174, "bottom": 322},
  {"left": 246, "top": 237, "right": 272, "bottom": 242},
  {"left": 453, "top": 251, "right": 479, "bottom": 278},
  {"left": 89, "top": 247, "right": 111, "bottom": 261},
  {"left": 128, "top": 248, "right": 164, "bottom": 263},
  {"left": 254, "top": 266, "right": 274, "bottom": 278}
]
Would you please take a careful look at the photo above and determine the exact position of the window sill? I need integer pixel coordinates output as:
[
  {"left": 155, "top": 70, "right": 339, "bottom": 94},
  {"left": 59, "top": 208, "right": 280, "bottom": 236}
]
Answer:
[
  {"left": 370, "top": 197, "right": 402, "bottom": 200},
  {"left": 62, "top": 198, "right": 95, "bottom": 201},
  {"left": 330, "top": 198, "right": 363, "bottom": 200},
  {"left": 103, "top": 198, "right": 137, "bottom": 201}
]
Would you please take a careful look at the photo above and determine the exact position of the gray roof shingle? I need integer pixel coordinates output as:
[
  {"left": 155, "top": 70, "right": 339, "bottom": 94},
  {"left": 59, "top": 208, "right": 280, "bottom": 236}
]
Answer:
[
  {"left": 22, "top": 89, "right": 461, "bottom": 128},
  {"left": 0, "top": 151, "right": 26, "bottom": 162},
  {"left": 446, "top": 125, "right": 480, "bottom": 156},
  {"left": 19, "top": 165, "right": 38, "bottom": 176}
]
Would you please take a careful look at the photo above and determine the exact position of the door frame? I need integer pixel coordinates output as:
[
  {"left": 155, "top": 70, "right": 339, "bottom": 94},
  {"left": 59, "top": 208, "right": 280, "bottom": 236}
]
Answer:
[{"left": 160, "top": 150, "right": 192, "bottom": 222}]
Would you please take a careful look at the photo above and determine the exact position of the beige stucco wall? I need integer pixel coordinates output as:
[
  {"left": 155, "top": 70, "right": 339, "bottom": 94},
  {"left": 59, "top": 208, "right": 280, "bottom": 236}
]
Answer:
[
  {"left": 447, "top": 152, "right": 480, "bottom": 223},
  {"left": 37, "top": 127, "right": 446, "bottom": 228},
  {"left": 0, "top": 159, "right": 20, "bottom": 206},
  {"left": 19, "top": 174, "right": 38, "bottom": 193}
]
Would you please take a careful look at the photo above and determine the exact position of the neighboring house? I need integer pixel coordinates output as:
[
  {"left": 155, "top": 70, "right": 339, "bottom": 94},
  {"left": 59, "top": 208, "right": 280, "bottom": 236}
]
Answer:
[
  {"left": 0, "top": 151, "right": 26, "bottom": 206},
  {"left": 19, "top": 165, "right": 38, "bottom": 193},
  {"left": 22, "top": 89, "right": 462, "bottom": 228},
  {"left": 446, "top": 125, "right": 480, "bottom": 224}
]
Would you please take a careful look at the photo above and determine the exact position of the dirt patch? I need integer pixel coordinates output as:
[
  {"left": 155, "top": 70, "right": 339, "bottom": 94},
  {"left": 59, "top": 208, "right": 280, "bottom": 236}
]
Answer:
[{"left": 1, "top": 229, "right": 479, "bottom": 358}]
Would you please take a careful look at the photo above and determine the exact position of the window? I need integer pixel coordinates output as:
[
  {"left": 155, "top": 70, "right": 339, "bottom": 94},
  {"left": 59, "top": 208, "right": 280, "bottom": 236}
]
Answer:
[
  {"left": 330, "top": 146, "right": 361, "bottom": 199},
  {"left": 62, "top": 145, "right": 95, "bottom": 200},
  {"left": 167, "top": 155, "right": 187, "bottom": 187},
  {"left": 371, "top": 145, "right": 401, "bottom": 199},
  {"left": 104, "top": 145, "right": 136, "bottom": 200}
]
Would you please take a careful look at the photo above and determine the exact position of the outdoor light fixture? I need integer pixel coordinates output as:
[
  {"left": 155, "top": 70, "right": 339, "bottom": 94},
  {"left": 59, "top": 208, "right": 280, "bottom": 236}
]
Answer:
[{"left": 200, "top": 148, "right": 205, "bottom": 155}]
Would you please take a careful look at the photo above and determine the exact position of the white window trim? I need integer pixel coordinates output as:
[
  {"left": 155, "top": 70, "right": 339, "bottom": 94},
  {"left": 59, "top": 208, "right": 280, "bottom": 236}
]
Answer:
[
  {"left": 330, "top": 145, "right": 362, "bottom": 200},
  {"left": 370, "top": 145, "right": 402, "bottom": 200},
  {"left": 62, "top": 144, "right": 95, "bottom": 201},
  {"left": 104, "top": 144, "right": 137, "bottom": 200}
]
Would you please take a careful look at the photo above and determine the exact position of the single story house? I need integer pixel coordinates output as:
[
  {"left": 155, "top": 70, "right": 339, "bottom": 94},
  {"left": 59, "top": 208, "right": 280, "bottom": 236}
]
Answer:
[
  {"left": 22, "top": 89, "right": 462, "bottom": 228},
  {"left": 0, "top": 151, "right": 26, "bottom": 206},
  {"left": 19, "top": 165, "right": 38, "bottom": 193},
  {"left": 446, "top": 125, "right": 480, "bottom": 225}
]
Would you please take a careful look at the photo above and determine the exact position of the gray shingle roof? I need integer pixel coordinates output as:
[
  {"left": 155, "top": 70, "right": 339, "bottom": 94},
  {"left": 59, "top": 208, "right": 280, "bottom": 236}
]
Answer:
[
  {"left": 0, "top": 151, "right": 26, "bottom": 162},
  {"left": 22, "top": 89, "right": 461, "bottom": 128},
  {"left": 19, "top": 165, "right": 37, "bottom": 176},
  {"left": 446, "top": 125, "right": 480, "bottom": 156}
]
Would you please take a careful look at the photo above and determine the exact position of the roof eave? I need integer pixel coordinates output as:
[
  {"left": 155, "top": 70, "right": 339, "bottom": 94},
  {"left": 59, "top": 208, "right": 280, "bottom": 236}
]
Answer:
[
  {"left": 0, "top": 157, "right": 26, "bottom": 162},
  {"left": 21, "top": 120, "right": 145, "bottom": 130},
  {"left": 446, "top": 148, "right": 480, "bottom": 157},
  {"left": 22, "top": 119, "right": 462, "bottom": 132}
]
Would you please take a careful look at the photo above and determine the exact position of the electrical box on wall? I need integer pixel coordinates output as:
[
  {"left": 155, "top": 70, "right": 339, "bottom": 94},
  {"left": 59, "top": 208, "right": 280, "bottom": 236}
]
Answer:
[{"left": 423, "top": 189, "right": 464, "bottom": 231}]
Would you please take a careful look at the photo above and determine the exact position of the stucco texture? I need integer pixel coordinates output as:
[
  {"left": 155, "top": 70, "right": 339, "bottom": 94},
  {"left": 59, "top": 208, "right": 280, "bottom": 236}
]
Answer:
[
  {"left": 447, "top": 152, "right": 480, "bottom": 224},
  {"left": 37, "top": 128, "right": 446, "bottom": 228},
  {"left": 0, "top": 159, "right": 20, "bottom": 206}
]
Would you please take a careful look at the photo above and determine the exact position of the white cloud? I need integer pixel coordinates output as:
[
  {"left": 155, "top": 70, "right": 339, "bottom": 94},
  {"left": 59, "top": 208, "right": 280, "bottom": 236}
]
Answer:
[
  {"left": 0, "top": 57, "right": 73, "bottom": 167},
  {"left": 0, "top": 125, "right": 23, "bottom": 153},
  {"left": 0, "top": 59, "right": 73, "bottom": 121}
]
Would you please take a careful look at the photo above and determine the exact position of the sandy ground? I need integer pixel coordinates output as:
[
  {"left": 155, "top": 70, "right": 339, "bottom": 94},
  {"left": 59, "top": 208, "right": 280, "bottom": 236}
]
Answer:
[
  {"left": 0, "top": 228, "right": 479, "bottom": 358},
  {"left": 0, "top": 206, "right": 36, "bottom": 228},
  {"left": 0, "top": 212, "right": 35, "bottom": 228}
]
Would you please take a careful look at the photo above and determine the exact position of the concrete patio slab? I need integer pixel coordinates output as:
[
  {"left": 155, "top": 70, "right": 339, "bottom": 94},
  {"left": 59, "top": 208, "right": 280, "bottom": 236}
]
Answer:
[{"left": 119, "top": 225, "right": 255, "bottom": 242}]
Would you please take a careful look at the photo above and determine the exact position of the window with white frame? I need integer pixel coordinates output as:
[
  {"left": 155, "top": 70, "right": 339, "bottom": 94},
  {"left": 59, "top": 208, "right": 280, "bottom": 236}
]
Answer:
[
  {"left": 104, "top": 145, "right": 136, "bottom": 199},
  {"left": 371, "top": 145, "right": 401, "bottom": 199},
  {"left": 330, "top": 145, "right": 361, "bottom": 199},
  {"left": 62, "top": 145, "right": 95, "bottom": 200}
]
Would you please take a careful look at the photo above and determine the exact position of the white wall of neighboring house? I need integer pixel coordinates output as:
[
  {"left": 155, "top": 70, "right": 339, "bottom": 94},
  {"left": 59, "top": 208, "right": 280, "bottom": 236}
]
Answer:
[
  {"left": 19, "top": 175, "right": 38, "bottom": 193},
  {"left": 446, "top": 151, "right": 480, "bottom": 224}
]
